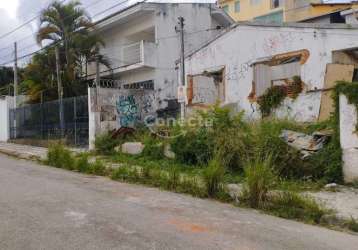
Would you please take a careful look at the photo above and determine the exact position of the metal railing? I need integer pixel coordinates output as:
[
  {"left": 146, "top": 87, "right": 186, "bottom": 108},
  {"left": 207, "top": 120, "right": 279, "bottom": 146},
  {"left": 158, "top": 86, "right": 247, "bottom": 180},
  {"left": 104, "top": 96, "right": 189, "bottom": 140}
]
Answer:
[{"left": 9, "top": 96, "right": 89, "bottom": 147}]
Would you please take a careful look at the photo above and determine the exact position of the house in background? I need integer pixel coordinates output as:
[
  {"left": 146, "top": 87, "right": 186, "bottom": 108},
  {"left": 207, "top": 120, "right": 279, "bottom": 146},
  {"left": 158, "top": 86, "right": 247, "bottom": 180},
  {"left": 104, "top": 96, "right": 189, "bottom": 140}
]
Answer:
[
  {"left": 86, "top": 1, "right": 233, "bottom": 146},
  {"left": 218, "top": 0, "right": 356, "bottom": 23},
  {"left": 184, "top": 22, "right": 358, "bottom": 122}
]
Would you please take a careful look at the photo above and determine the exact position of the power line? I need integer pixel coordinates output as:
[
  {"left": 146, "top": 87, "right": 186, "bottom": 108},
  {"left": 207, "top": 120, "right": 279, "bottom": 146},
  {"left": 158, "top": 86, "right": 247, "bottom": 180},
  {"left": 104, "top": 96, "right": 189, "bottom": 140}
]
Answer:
[
  {"left": 0, "top": 0, "right": 68, "bottom": 42},
  {"left": 0, "top": 0, "right": 137, "bottom": 66},
  {"left": 0, "top": 0, "right": 116, "bottom": 52}
]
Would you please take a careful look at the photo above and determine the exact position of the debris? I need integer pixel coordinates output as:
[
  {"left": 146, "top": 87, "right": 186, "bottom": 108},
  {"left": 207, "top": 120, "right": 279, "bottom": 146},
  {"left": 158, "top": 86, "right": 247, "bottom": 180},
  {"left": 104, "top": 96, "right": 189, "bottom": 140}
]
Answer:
[
  {"left": 114, "top": 145, "right": 121, "bottom": 153},
  {"left": 227, "top": 184, "right": 243, "bottom": 203},
  {"left": 122, "top": 142, "right": 144, "bottom": 155},
  {"left": 111, "top": 127, "right": 135, "bottom": 139},
  {"left": 280, "top": 130, "right": 331, "bottom": 159},
  {"left": 164, "top": 144, "right": 175, "bottom": 159},
  {"left": 325, "top": 183, "right": 339, "bottom": 190}
]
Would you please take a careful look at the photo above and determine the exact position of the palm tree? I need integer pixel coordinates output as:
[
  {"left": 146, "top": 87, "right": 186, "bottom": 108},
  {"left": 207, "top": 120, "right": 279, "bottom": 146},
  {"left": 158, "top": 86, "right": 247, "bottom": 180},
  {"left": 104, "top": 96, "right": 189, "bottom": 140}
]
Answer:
[
  {"left": 37, "top": 1, "right": 92, "bottom": 66},
  {"left": 36, "top": 0, "right": 111, "bottom": 89}
]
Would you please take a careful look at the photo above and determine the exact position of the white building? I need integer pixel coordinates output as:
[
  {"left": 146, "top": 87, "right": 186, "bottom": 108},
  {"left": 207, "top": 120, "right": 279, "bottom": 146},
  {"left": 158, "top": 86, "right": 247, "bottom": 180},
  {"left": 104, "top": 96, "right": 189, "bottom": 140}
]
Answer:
[
  {"left": 87, "top": 1, "right": 232, "bottom": 114},
  {"left": 184, "top": 22, "right": 358, "bottom": 122},
  {"left": 86, "top": 1, "right": 232, "bottom": 147}
]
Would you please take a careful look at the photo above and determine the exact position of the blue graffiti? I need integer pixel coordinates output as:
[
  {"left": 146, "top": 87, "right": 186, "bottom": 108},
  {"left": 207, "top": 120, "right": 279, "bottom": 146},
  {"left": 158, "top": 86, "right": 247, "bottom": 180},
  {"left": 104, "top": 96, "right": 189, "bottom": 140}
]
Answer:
[{"left": 116, "top": 95, "right": 139, "bottom": 127}]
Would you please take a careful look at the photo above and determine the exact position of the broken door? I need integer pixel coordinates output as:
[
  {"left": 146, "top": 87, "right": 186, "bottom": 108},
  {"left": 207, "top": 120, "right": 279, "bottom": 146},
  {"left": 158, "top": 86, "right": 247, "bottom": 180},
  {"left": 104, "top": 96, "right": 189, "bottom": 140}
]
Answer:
[{"left": 318, "top": 63, "right": 354, "bottom": 121}]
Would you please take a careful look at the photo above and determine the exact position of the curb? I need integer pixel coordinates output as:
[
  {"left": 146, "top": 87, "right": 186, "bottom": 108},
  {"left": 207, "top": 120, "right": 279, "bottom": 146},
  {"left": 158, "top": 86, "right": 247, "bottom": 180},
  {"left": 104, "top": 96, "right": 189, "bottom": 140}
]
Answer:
[{"left": 0, "top": 148, "right": 45, "bottom": 161}]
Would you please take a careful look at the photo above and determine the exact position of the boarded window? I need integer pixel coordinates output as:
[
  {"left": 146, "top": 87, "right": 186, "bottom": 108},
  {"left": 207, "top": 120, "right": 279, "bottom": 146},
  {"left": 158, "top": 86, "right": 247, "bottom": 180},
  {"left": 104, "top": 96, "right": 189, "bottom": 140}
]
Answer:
[{"left": 187, "top": 69, "right": 225, "bottom": 106}]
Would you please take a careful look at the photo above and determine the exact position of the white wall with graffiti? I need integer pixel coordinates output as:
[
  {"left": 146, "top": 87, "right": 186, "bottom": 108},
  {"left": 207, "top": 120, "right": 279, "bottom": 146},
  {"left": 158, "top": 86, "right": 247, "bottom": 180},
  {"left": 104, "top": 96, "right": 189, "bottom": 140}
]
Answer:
[
  {"left": 185, "top": 22, "right": 358, "bottom": 122},
  {"left": 88, "top": 87, "right": 156, "bottom": 148}
]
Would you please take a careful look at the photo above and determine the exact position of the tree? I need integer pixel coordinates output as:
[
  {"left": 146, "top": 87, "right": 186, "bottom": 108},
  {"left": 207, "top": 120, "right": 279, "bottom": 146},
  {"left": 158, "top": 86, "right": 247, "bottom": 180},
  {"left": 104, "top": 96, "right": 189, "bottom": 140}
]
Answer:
[
  {"left": 27, "top": 0, "right": 111, "bottom": 102},
  {"left": 0, "top": 67, "right": 14, "bottom": 95},
  {"left": 21, "top": 49, "right": 58, "bottom": 103},
  {"left": 37, "top": 0, "right": 93, "bottom": 73}
]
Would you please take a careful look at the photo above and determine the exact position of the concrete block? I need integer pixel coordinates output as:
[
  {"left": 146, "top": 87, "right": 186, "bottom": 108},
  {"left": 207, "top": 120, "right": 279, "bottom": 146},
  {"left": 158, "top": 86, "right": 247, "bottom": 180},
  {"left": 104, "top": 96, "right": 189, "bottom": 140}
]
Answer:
[{"left": 122, "top": 142, "right": 144, "bottom": 155}]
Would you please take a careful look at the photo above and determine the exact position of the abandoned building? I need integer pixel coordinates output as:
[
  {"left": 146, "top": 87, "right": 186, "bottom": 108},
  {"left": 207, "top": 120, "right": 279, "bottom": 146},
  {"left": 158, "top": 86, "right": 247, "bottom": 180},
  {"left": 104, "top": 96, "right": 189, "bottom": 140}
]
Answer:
[
  {"left": 86, "top": 1, "right": 233, "bottom": 146},
  {"left": 184, "top": 22, "right": 358, "bottom": 122}
]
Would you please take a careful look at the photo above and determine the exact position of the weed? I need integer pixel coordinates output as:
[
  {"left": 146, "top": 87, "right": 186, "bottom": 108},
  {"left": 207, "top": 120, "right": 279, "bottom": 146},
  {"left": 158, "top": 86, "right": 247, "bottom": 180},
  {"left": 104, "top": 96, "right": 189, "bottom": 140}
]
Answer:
[
  {"left": 89, "top": 160, "right": 107, "bottom": 176},
  {"left": 111, "top": 165, "right": 131, "bottom": 181},
  {"left": 167, "top": 166, "right": 180, "bottom": 190},
  {"left": 142, "top": 135, "right": 164, "bottom": 160},
  {"left": 75, "top": 154, "right": 90, "bottom": 173},
  {"left": 266, "top": 191, "right": 328, "bottom": 224},
  {"left": 94, "top": 133, "right": 119, "bottom": 155},
  {"left": 171, "top": 128, "right": 213, "bottom": 165},
  {"left": 241, "top": 158, "right": 276, "bottom": 208},
  {"left": 345, "top": 217, "right": 358, "bottom": 232},
  {"left": 47, "top": 144, "right": 75, "bottom": 170},
  {"left": 203, "top": 158, "right": 225, "bottom": 197}
]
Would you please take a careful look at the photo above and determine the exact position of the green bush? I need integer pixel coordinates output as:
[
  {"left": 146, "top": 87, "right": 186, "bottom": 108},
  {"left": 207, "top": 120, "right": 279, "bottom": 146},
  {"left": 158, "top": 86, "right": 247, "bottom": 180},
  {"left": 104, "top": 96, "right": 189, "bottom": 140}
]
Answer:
[
  {"left": 203, "top": 158, "right": 225, "bottom": 197},
  {"left": 47, "top": 144, "right": 75, "bottom": 170},
  {"left": 250, "top": 119, "right": 308, "bottom": 179},
  {"left": 346, "top": 217, "right": 358, "bottom": 232},
  {"left": 89, "top": 160, "right": 107, "bottom": 176},
  {"left": 94, "top": 133, "right": 119, "bottom": 155},
  {"left": 267, "top": 191, "right": 327, "bottom": 224},
  {"left": 171, "top": 128, "right": 213, "bottom": 165},
  {"left": 214, "top": 126, "right": 251, "bottom": 171},
  {"left": 142, "top": 136, "right": 164, "bottom": 160},
  {"left": 242, "top": 158, "right": 276, "bottom": 208},
  {"left": 75, "top": 154, "right": 90, "bottom": 173}
]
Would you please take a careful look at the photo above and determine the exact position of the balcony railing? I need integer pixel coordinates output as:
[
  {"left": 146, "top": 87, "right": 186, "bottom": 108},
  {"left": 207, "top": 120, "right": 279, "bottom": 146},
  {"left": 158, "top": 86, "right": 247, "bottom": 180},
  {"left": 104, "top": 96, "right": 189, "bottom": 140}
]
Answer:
[{"left": 86, "top": 40, "right": 156, "bottom": 78}]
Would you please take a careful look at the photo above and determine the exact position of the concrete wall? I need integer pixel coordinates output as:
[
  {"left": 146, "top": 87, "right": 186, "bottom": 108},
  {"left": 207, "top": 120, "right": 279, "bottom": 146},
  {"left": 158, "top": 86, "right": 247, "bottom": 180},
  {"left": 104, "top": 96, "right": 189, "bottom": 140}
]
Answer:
[
  {"left": 88, "top": 87, "right": 156, "bottom": 149},
  {"left": 0, "top": 96, "right": 14, "bottom": 142},
  {"left": 185, "top": 23, "right": 358, "bottom": 122},
  {"left": 340, "top": 94, "right": 358, "bottom": 183}
]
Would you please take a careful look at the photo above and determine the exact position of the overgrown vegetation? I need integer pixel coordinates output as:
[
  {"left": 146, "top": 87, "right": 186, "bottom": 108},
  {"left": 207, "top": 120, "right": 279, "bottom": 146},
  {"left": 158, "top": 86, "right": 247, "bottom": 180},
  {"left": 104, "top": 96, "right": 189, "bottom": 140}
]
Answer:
[
  {"left": 345, "top": 217, "right": 358, "bottom": 232},
  {"left": 266, "top": 191, "right": 328, "bottom": 224},
  {"left": 94, "top": 133, "right": 119, "bottom": 155},
  {"left": 46, "top": 143, "right": 75, "bottom": 170},
  {"left": 334, "top": 81, "right": 358, "bottom": 130},
  {"left": 203, "top": 158, "right": 225, "bottom": 197},
  {"left": 43, "top": 92, "right": 358, "bottom": 231},
  {"left": 257, "top": 85, "right": 287, "bottom": 117},
  {"left": 241, "top": 158, "right": 276, "bottom": 208}
]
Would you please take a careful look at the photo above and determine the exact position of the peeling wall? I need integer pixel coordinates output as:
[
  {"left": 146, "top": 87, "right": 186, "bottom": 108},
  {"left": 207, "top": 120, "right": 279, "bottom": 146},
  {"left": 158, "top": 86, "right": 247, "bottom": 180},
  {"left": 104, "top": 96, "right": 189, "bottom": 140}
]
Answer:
[
  {"left": 340, "top": 94, "right": 358, "bottom": 183},
  {"left": 185, "top": 24, "right": 358, "bottom": 122}
]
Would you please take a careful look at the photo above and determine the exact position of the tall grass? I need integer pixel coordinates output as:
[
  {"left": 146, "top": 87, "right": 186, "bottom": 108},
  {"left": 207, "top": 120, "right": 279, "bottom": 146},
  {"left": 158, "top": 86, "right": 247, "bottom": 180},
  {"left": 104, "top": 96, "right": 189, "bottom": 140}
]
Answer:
[
  {"left": 203, "top": 158, "right": 225, "bottom": 197},
  {"left": 266, "top": 191, "right": 328, "bottom": 224},
  {"left": 46, "top": 144, "right": 75, "bottom": 170},
  {"left": 241, "top": 158, "right": 276, "bottom": 208}
]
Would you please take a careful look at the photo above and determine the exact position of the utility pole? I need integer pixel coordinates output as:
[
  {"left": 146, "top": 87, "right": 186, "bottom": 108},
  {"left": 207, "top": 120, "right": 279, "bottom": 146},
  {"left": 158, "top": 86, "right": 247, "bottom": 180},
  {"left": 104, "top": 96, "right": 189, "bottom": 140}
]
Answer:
[
  {"left": 178, "top": 16, "right": 185, "bottom": 120},
  {"left": 55, "top": 46, "right": 64, "bottom": 136},
  {"left": 94, "top": 56, "right": 100, "bottom": 111},
  {"left": 14, "top": 42, "right": 18, "bottom": 108}
]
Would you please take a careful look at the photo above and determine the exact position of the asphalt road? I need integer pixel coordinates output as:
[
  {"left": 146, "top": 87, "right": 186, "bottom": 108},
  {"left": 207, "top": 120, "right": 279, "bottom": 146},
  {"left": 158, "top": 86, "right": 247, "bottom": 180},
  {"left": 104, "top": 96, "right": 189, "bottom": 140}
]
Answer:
[{"left": 0, "top": 154, "right": 357, "bottom": 250}]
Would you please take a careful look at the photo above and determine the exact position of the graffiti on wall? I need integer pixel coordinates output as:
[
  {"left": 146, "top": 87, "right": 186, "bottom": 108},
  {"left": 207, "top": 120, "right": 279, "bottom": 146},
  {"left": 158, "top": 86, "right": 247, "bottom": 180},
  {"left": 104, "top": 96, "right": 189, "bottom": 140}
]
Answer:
[
  {"left": 116, "top": 92, "right": 156, "bottom": 127},
  {"left": 116, "top": 95, "right": 140, "bottom": 127}
]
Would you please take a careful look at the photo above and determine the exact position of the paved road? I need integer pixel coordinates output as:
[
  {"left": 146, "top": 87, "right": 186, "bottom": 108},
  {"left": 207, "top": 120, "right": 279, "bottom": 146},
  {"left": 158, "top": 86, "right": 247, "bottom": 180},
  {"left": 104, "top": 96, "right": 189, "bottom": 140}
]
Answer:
[{"left": 0, "top": 155, "right": 357, "bottom": 250}]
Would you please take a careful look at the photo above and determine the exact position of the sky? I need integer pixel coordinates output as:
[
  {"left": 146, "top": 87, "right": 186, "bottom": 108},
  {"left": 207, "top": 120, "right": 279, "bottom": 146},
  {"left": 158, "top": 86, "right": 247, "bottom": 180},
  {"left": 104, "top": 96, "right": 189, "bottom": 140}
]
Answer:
[{"left": 0, "top": 0, "right": 353, "bottom": 66}]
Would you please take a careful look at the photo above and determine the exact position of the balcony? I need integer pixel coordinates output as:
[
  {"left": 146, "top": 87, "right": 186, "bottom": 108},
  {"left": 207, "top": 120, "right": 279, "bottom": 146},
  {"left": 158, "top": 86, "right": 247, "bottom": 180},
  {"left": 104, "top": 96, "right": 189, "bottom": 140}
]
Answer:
[{"left": 87, "top": 40, "right": 157, "bottom": 78}]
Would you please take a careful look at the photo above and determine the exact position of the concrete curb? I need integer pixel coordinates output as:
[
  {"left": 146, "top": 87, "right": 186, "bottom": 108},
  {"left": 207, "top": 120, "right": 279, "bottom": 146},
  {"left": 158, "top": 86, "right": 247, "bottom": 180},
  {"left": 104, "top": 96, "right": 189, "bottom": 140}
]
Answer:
[{"left": 0, "top": 147, "right": 45, "bottom": 161}]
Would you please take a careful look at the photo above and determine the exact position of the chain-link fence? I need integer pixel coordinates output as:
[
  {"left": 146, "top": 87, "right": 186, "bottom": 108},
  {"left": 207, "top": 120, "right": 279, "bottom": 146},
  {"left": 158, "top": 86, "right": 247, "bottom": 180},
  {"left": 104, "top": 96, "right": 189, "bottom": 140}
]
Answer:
[{"left": 9, "top": 96, "right": 88, "bottom": 147}]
